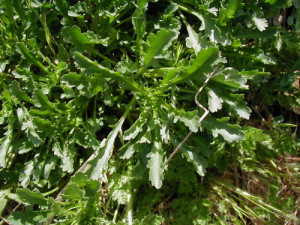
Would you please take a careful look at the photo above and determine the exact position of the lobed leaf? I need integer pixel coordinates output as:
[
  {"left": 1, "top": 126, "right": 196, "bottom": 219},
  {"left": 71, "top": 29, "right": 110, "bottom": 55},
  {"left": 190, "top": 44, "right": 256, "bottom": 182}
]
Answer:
[
  {"left": 62, "top": 183, "right": 84, "bottom": 200},
  {"left": 16, "top": 43, "right": 45, "bottom": 70},
  {"left": 33, "top": 89, "right": 55, "bottom": 111},
  {"left": 181, "top": 147, "right": 208, "bottom": 176},
  {"left": 16, "top": 188, "right": 47, "bottom": 206},
  {"left": 202, "top": 116, "right": 244, "bottom": 142},
  {"left": 54, "top": 0, "right": 69, "bottom": 18},
  {"left": 147, "top": 138, "right": 164, "bottom": 189},
  {"left": 86, "top": 98, "right": 136, "bottom": 180},
  {"left": 139, "top": 29, "right": 177, "bottom": 74},
  {"left": 173, "top": 109, "right": 200, "bottom": 133},
  {"left": 208, "top": 89, "right": 224, "bottom": 113},
  {"left": 17, "top": 108, "right": 42, "bottom": 147},
  {"left": 223, "top": 94, "right": 251, "bottom": 119},
  {"left": 9, "top": 81, "right": 34, "bottom": 104},
  {"left": 0, "top": 127, "right": 13, "bottom": 168},
  {"left": 167, "top": 47, "right": 219, "bottom": 85},
  {"left": 52, "top": 139, "right": 75, "bottom": 173},
  {"left": 62, "top": 26, "right": 91, "bottom": 47},
  {"left": 186, "top": 25, "right": 210, "bottom": 55},
  {"left": 119, "top": 142, "right": 144, "bottom": 160},
  {"left": 252, "top": 15, "right": 268, "bottom": 31},
  {"left": 123, "top": 112, "right": 148, "bottom": 141}
]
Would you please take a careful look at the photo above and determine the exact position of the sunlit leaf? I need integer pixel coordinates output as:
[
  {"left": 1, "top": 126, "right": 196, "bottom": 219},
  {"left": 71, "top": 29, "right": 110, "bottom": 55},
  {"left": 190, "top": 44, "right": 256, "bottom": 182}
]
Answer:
[
  {"left": 147, "top": 137, "right": 164, "bottom": 189},
  {"left": 86, "top": 98, "right": 135, "bottom": 180},
  {"left": 33, "top": 89, "right": 55, "bottom": 111},
  {"left": 208, "top": 89, "right": 224, "bottom": 113},
  {"left": 140, "top": 29, "right": 177, "bottom": 73},
  {"left": 123, "top": 112, "right": 148, "bottom": 141},
  {"left": 16, "top": 43, "right": 45, "bottom": 70},
  {"left": 182, "top": 147, "right": 208, "bottom": 176},
  {"left": 9, "top": 81, "right": 34, "bottom": 104},
  {"left": 223, "top": 94, "right": 251, "bottom": 119},
  {"left": 202, "top": 116, "right": 244, "bottom": 142},
  {"left": 252, "top": 15, "right": 268, "bottom": 31},
  {"left": 0, "top": 127, "right": 13, "bottom": 168},
  {"left": 167, "top": 47, "right": 219, "bottom": 85},
  {"left": 173, "top": 109, "right": 200, "bottom": 133}
]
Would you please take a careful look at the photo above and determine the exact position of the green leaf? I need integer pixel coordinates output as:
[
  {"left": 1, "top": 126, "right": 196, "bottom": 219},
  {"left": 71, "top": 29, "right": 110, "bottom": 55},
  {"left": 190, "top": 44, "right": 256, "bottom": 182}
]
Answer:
[
  {"left": 202, "top": 116, "right": 244, "bottom": 142},
  {"left": 186, "top": 25, "right": 210, "bottom": 55},
  {"left": 8, "top": 211, "right": 53, "bottom": 225},
  {"left": 62, "top": 183, "right": 84, "bottom": 200},
  {"left": 123, "top": 112, "right": 148, "bottom": 141},
  {"left": 33, "top": 89, "right": 55, "bottom": 111},
  {"left": 9, "top": 81, "right": 34, "bottom": 104},
  {"left": 239, "top": 126, "right": 273, "bottom": 156},
  {"left": 173, "top": 109, "right": 200, "bottom": 133},
  {"left": 254, "top": 52, "right": 276, "bottom": 65},
  {"left": 90, "top": 74, "right": 105, "bottom": 94},
  {"left": 86, "top": 98, "right": 136, "bottom": 180},
  {"left": 186, "top": 25, "right": 201, "bottom": 54},
  {"left": 30, "top": 0, "right": 42, "bottom": 8},
  {"left": 181, "top": 147, "right": 208, "bottom": 176},
  {"left": 138, "top": 29, "right": 177, "bottom": 74},
  {"left": 219, "top": 0, "right": 242, "bottom": 26},
  {"left": 167, "top": 47, "right": 219, "bottom": 85},
  {"left": 61, "top": 72, "right": 89, "bottom": 88},
  {"left": 62, "top": 26, "right": 91, "bottom": 47},
  {"left": 211, "top": 73, "right": 242, "bottom": 89},
  {"left": 50, "top": 198, "right": 74, "bottom": 217},
  {"left": 132, "top": 0, "right": 148, "bottom": 33},
  {"left": 0, "top": 124, "right": 13, "bottom": 168},
  {"left": 20, "top": 161, "right": 35, "bottom": 187},
  {"left": 0, "top": 59, "right": 9, "bottom": 72},
  {"left": 85, "top": 131, "right": 101, "bottom": 150},
  {"left": 156, "top": 5, "right": 181, "bottom": 32},
  {"left": 53, "top": 0, "right": 69, "bottom": 18},
  {"left": 16, "top": 188, "right": 47, "bottom": 206},
  {"left": 52, "top": 139, "right": 74, "bottom": 173},
  {"left": 203, "top": 15, "right": 232, "bottom": 45},
  {"left": 119, "top": 141, "right": 144, "bottom": 160},
  {"left": 0, "top": 194, "right": 8, "bottom": 216},
  {"left": 147, "top": 137, "right": 164, "bottom": 189},
  {"left": 208, "top": 89, "right": 224, "bottom": 113},
  {"left": 239, "top": 70, "right": 271, "bottom": 79},
  {"left": 71, "top": 172, "right": 88, "bottom": 187},
  {"left": 43, "top": 156, "right": 57, "bottom": 179},
  {"left": 252, "top": 15, "right": 268, "bottom": 31},
  {"left": 74, "top": 52, "right": 146, "bottom": 94},
  {"left": 160, "top": 70, "right": 180, "bottom": 86},
  {"left": 223, "top": 94, "right": 251, "bottom": 119},
  {"left": 16, "top": 43, "right": 45, "bottom": 70},
  {"left": 17, "top": 108, "right": 42, "bottom": 147}
]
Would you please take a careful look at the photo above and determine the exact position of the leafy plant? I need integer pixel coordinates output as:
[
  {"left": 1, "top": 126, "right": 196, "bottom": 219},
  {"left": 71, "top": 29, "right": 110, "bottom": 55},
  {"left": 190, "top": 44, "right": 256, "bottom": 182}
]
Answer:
[{"left": 0, "top": 0, "right": 299, "bottom": 224}]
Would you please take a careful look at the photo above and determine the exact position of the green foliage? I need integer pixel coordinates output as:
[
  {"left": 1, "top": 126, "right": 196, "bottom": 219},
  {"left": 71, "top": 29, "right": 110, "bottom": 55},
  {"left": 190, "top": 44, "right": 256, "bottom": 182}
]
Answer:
[{"left": 0, "top": 0, "right": 299, "bottom": 224}]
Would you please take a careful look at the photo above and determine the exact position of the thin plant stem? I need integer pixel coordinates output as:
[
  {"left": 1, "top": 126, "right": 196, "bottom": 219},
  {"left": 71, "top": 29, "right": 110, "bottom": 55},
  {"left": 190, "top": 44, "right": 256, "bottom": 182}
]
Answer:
[{"left": 165, "top": 66, "right": 219, "bottom": 165}]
